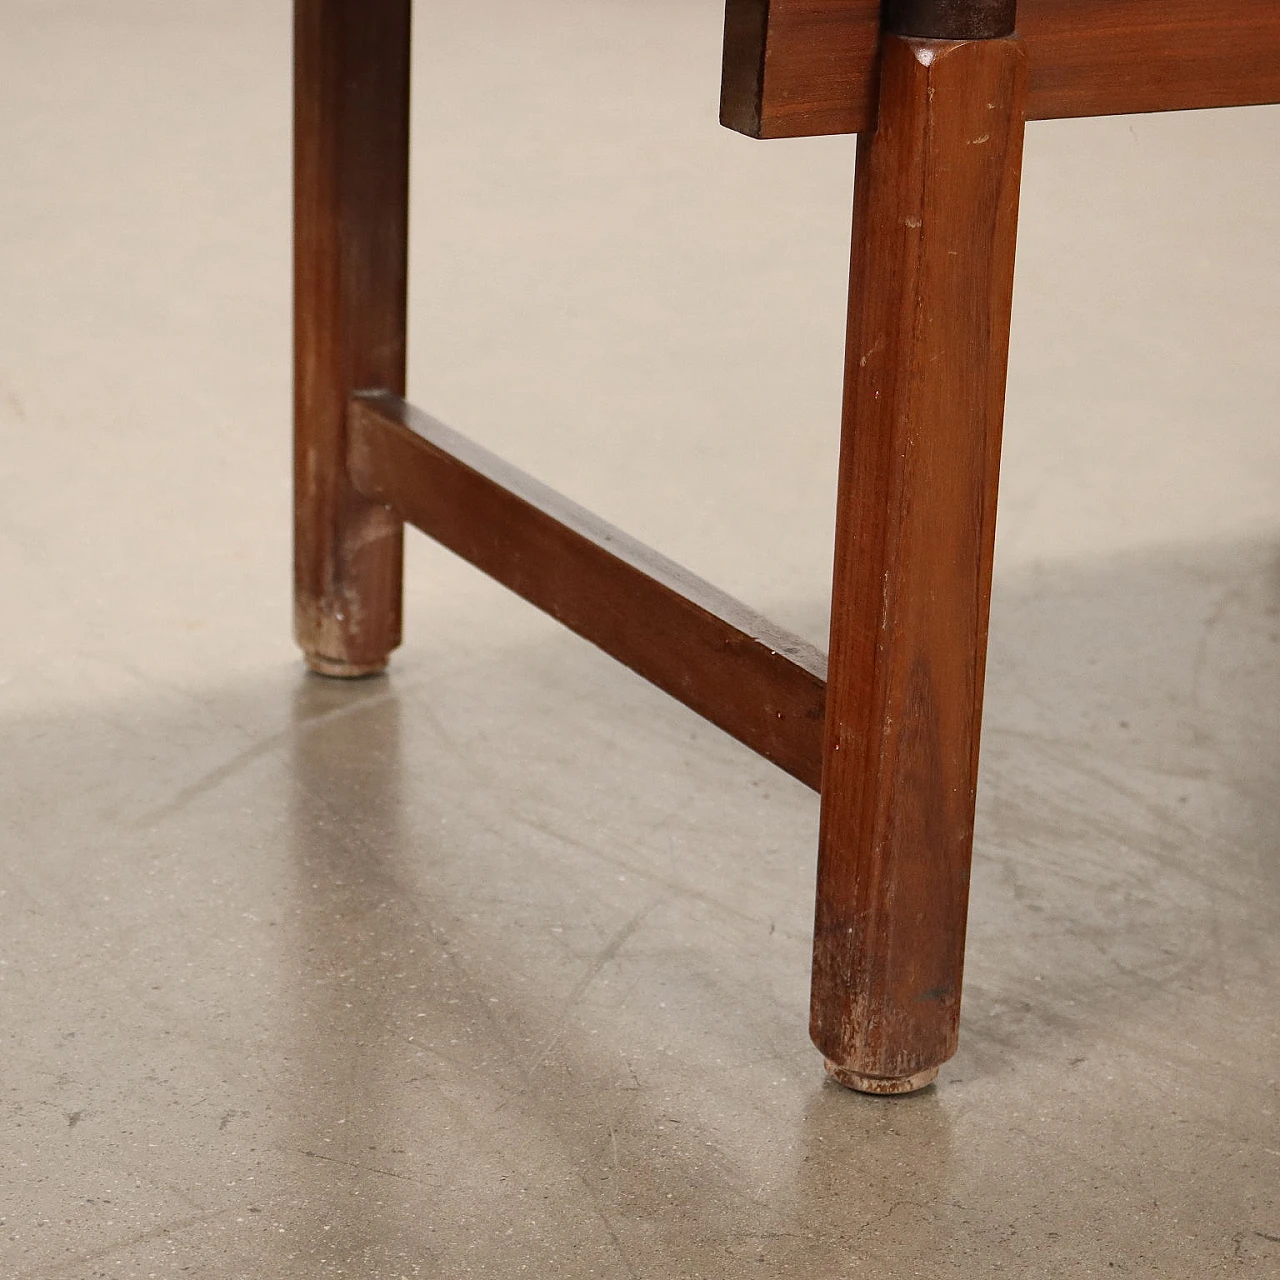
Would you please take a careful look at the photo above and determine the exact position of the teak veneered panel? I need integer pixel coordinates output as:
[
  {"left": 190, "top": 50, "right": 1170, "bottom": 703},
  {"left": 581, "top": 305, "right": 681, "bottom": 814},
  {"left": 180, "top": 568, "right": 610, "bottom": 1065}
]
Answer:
[{"left": 722, "top": 0, "right": 1280, "bottom": 138}]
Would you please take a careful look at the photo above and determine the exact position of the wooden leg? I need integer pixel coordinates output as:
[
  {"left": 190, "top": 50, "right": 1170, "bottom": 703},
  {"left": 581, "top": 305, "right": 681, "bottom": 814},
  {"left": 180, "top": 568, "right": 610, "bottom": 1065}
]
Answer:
[
  {"left": 811, "top": 33, "right": 1027, "bottom": 1093},
  {"left": 293, "top": 0, "right": 410, "bottom": 677}
]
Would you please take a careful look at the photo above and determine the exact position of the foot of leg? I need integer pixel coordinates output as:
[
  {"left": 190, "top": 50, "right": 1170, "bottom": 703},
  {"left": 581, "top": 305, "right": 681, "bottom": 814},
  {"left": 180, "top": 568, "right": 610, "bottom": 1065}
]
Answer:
[
  {"left": 304, "top": 653, "right": 389, "bottom": 679},
  {"left": 824, "top": 1060, "right": 939, "bottom": 1095}
]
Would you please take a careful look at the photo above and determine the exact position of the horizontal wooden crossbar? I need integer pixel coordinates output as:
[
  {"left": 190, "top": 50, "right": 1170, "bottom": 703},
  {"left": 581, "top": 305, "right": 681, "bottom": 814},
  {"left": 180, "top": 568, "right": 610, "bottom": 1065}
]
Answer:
[
  {"left": 722, "top": 0, "right": 1280, "bottom": 139},
  {"left": 347, "top": 392, "right": 827, "bottom": 789}
]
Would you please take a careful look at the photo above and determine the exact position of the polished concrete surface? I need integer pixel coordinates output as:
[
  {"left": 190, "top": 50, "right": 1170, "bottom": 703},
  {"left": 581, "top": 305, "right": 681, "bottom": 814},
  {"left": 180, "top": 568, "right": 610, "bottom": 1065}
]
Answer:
[{"left": 3, "top": 3, "right": 1279, "bottom": 1277}]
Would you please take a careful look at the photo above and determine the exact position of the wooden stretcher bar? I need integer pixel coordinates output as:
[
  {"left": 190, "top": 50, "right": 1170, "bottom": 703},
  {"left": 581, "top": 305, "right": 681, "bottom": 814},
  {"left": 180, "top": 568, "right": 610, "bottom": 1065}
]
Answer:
[{"left": 347, "top": 392, "right": 829, "bottom": 789}]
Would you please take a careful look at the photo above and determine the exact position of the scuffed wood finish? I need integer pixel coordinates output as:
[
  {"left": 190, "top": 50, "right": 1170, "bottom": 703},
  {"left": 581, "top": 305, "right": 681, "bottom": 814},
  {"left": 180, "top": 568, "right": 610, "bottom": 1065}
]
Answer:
[
  {"left": 722, "top": 0, "right": 1280, "bottom": 138},
  {"left": 348, "top": 393, "right": 829, "bottom": 787},
  {"left": 294, "top": 0, "right": 410, "bottom": 675},
  {"left": 812, "top": 35, "right": 1026, "bottom": 1091}
]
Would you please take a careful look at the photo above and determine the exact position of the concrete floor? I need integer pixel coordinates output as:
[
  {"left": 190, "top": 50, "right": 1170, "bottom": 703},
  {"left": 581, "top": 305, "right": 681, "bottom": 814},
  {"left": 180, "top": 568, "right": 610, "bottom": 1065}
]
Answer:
[{"left": 3, "top": 2, "right": 1279, "bottom": 1276}]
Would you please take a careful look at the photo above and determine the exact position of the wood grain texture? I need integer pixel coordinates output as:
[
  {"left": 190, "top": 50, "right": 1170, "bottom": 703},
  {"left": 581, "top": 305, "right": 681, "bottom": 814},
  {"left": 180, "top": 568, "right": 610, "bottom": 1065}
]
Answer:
[
  {"left": 811, "top": 35, "right": 1026, "bottom": 1087},
  {"left": 721, "top": 0, "right": 1280, "bottom": 138},
  {"left": 721, "top": 0, "right": 881, "bottom": 138},
  {"left": 348, "top": 393, "right": 829, "bottom": 788},
  {"left": 1024, "top": 0, "right": 1280, "bottom": 123},
  {"left": 294, "top": 0, "right": 409, "bottom": 675}
]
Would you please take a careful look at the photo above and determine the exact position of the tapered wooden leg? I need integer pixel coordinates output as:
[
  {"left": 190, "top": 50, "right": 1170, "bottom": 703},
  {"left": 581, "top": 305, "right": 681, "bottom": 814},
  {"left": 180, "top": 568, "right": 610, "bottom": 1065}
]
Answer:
[
  {"left": 293, "top": 0, "right": 410, "bottom": 677},
  {"left": 811, "top": 33, "right": 1027, "bottom": 1093}
]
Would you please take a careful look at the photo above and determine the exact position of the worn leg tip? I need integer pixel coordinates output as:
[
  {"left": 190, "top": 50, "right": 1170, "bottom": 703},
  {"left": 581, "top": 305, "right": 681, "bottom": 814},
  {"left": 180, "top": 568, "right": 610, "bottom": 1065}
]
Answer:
[
  {"left": 824, "top": 1059, "right": 939, "bottom": 1095},
  {"left": 304, "top": 653, "right": 389, "bottom": 679}
]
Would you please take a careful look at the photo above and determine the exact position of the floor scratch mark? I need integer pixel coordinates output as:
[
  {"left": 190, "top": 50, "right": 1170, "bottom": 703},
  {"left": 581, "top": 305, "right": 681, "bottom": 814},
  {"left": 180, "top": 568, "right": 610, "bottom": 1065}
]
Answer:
[
  {"left": 282, "top": 1145, "right": 426, "bottom": 1186},
  {"left": 27, "top": 1208, "right": 230, "bottom": 1279},
  {"left": 134, "top": 685, "right": 401, "bottom": 828},
  {"left": 530, "top": 897, "right": 661, "bottom": 1073}
]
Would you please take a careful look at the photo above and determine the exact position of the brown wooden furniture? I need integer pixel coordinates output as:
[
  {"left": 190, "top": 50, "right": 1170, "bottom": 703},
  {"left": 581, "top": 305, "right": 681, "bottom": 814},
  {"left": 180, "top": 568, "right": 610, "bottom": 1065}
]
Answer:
[{"left": 294, "top": 0, "right": 1280, "bottom": 1093}]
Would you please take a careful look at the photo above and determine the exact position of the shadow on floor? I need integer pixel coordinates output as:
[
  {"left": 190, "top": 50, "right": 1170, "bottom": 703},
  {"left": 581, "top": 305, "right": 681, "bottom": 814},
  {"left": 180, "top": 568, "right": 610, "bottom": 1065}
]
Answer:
[{"left": 4, "top": 537, "right": 1278, "bottom": 1277}]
